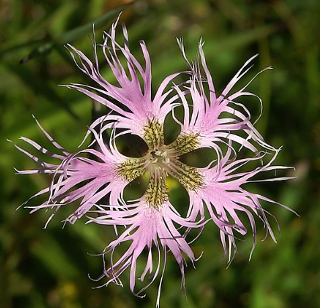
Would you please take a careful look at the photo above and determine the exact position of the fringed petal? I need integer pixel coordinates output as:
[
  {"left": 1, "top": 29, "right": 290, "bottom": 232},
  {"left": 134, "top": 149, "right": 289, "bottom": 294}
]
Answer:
[
  {"left": 188, "top": 148, "right": 295, "bottom": 261},
  {"left": 66, "top": 18, "right": 184, "bottom": 139},
  {"left": 13, "top": 118, "right": 129, "bottom": 226},
  {"left": 175, "top": 41, "right": 275, "bottom": 155},
  {"left": 88, "top": 201, "right": 198, "bottom": 303}
]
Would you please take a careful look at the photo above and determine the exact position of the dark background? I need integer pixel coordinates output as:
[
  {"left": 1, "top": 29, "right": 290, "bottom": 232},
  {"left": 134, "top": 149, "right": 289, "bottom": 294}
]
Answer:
[{"left": 1, "top": 0, "right": 319, "bottom": 307}]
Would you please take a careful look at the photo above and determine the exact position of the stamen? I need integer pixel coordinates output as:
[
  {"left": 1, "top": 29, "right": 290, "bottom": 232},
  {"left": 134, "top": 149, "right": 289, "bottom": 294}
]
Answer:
[{"left": 149, "top": 149, "right": 170, "bottom": 166}]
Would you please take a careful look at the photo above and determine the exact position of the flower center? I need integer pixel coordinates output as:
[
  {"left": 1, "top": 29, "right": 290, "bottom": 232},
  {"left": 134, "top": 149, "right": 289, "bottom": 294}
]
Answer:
[
  {"left": 149, "top": 149, "right": 170, "bottom": 165},
  {"left": 117, "top": 120, "right": 203, "bottom": 208}
]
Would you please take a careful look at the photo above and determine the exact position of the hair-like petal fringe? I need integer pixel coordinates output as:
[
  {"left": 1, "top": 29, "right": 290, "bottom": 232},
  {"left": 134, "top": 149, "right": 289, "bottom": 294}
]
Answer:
[
  {"left": 188, "top": 148, "right": 296, "bottom": 263},
  {"left": 87, "top": 201, "right": 199, "bottom": 306},
  {"left": 13, "top": 118, "right": 128, "bottom": 226}
]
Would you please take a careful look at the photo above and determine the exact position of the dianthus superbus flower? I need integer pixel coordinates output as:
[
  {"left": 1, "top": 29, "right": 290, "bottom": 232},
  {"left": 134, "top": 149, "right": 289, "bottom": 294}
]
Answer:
[{"left": 11, "top": 17, "right": 294, "bottom": 307}]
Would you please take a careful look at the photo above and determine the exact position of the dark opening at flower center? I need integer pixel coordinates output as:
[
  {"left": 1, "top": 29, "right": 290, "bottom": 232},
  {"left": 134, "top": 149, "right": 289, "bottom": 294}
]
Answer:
[{"left": 117, "top": 120, "right": 203, "bottom": 208}]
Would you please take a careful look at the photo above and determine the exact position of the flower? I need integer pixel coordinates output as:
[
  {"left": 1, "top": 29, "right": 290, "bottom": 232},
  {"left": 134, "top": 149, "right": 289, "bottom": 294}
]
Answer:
[{"left": 12, "top": 18, "right": 294, "bottom": 307}]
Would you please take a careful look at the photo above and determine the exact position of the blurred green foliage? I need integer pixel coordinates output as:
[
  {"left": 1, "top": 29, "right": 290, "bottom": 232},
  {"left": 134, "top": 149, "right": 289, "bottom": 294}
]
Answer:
[{"left": 1, "top": 0, "right": 320, "bottom": 307}]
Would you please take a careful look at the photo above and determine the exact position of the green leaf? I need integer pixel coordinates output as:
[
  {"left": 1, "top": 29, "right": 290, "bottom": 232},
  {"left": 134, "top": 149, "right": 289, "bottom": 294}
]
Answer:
[
  {"left": 4, "top": 62, "right": 79, "bottom": 120},
  {"left": 18, "top": 4, "right": 130, "bottom": 63},
  {"left": 58, "top": 5, "right": 128, "bottom": 44}
]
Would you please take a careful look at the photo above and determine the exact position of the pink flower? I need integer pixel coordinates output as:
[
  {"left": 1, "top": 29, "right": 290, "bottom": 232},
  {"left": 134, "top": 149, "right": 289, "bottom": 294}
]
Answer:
[{"left": 12, "top": 18, "right": 294, "bottom": 306}]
